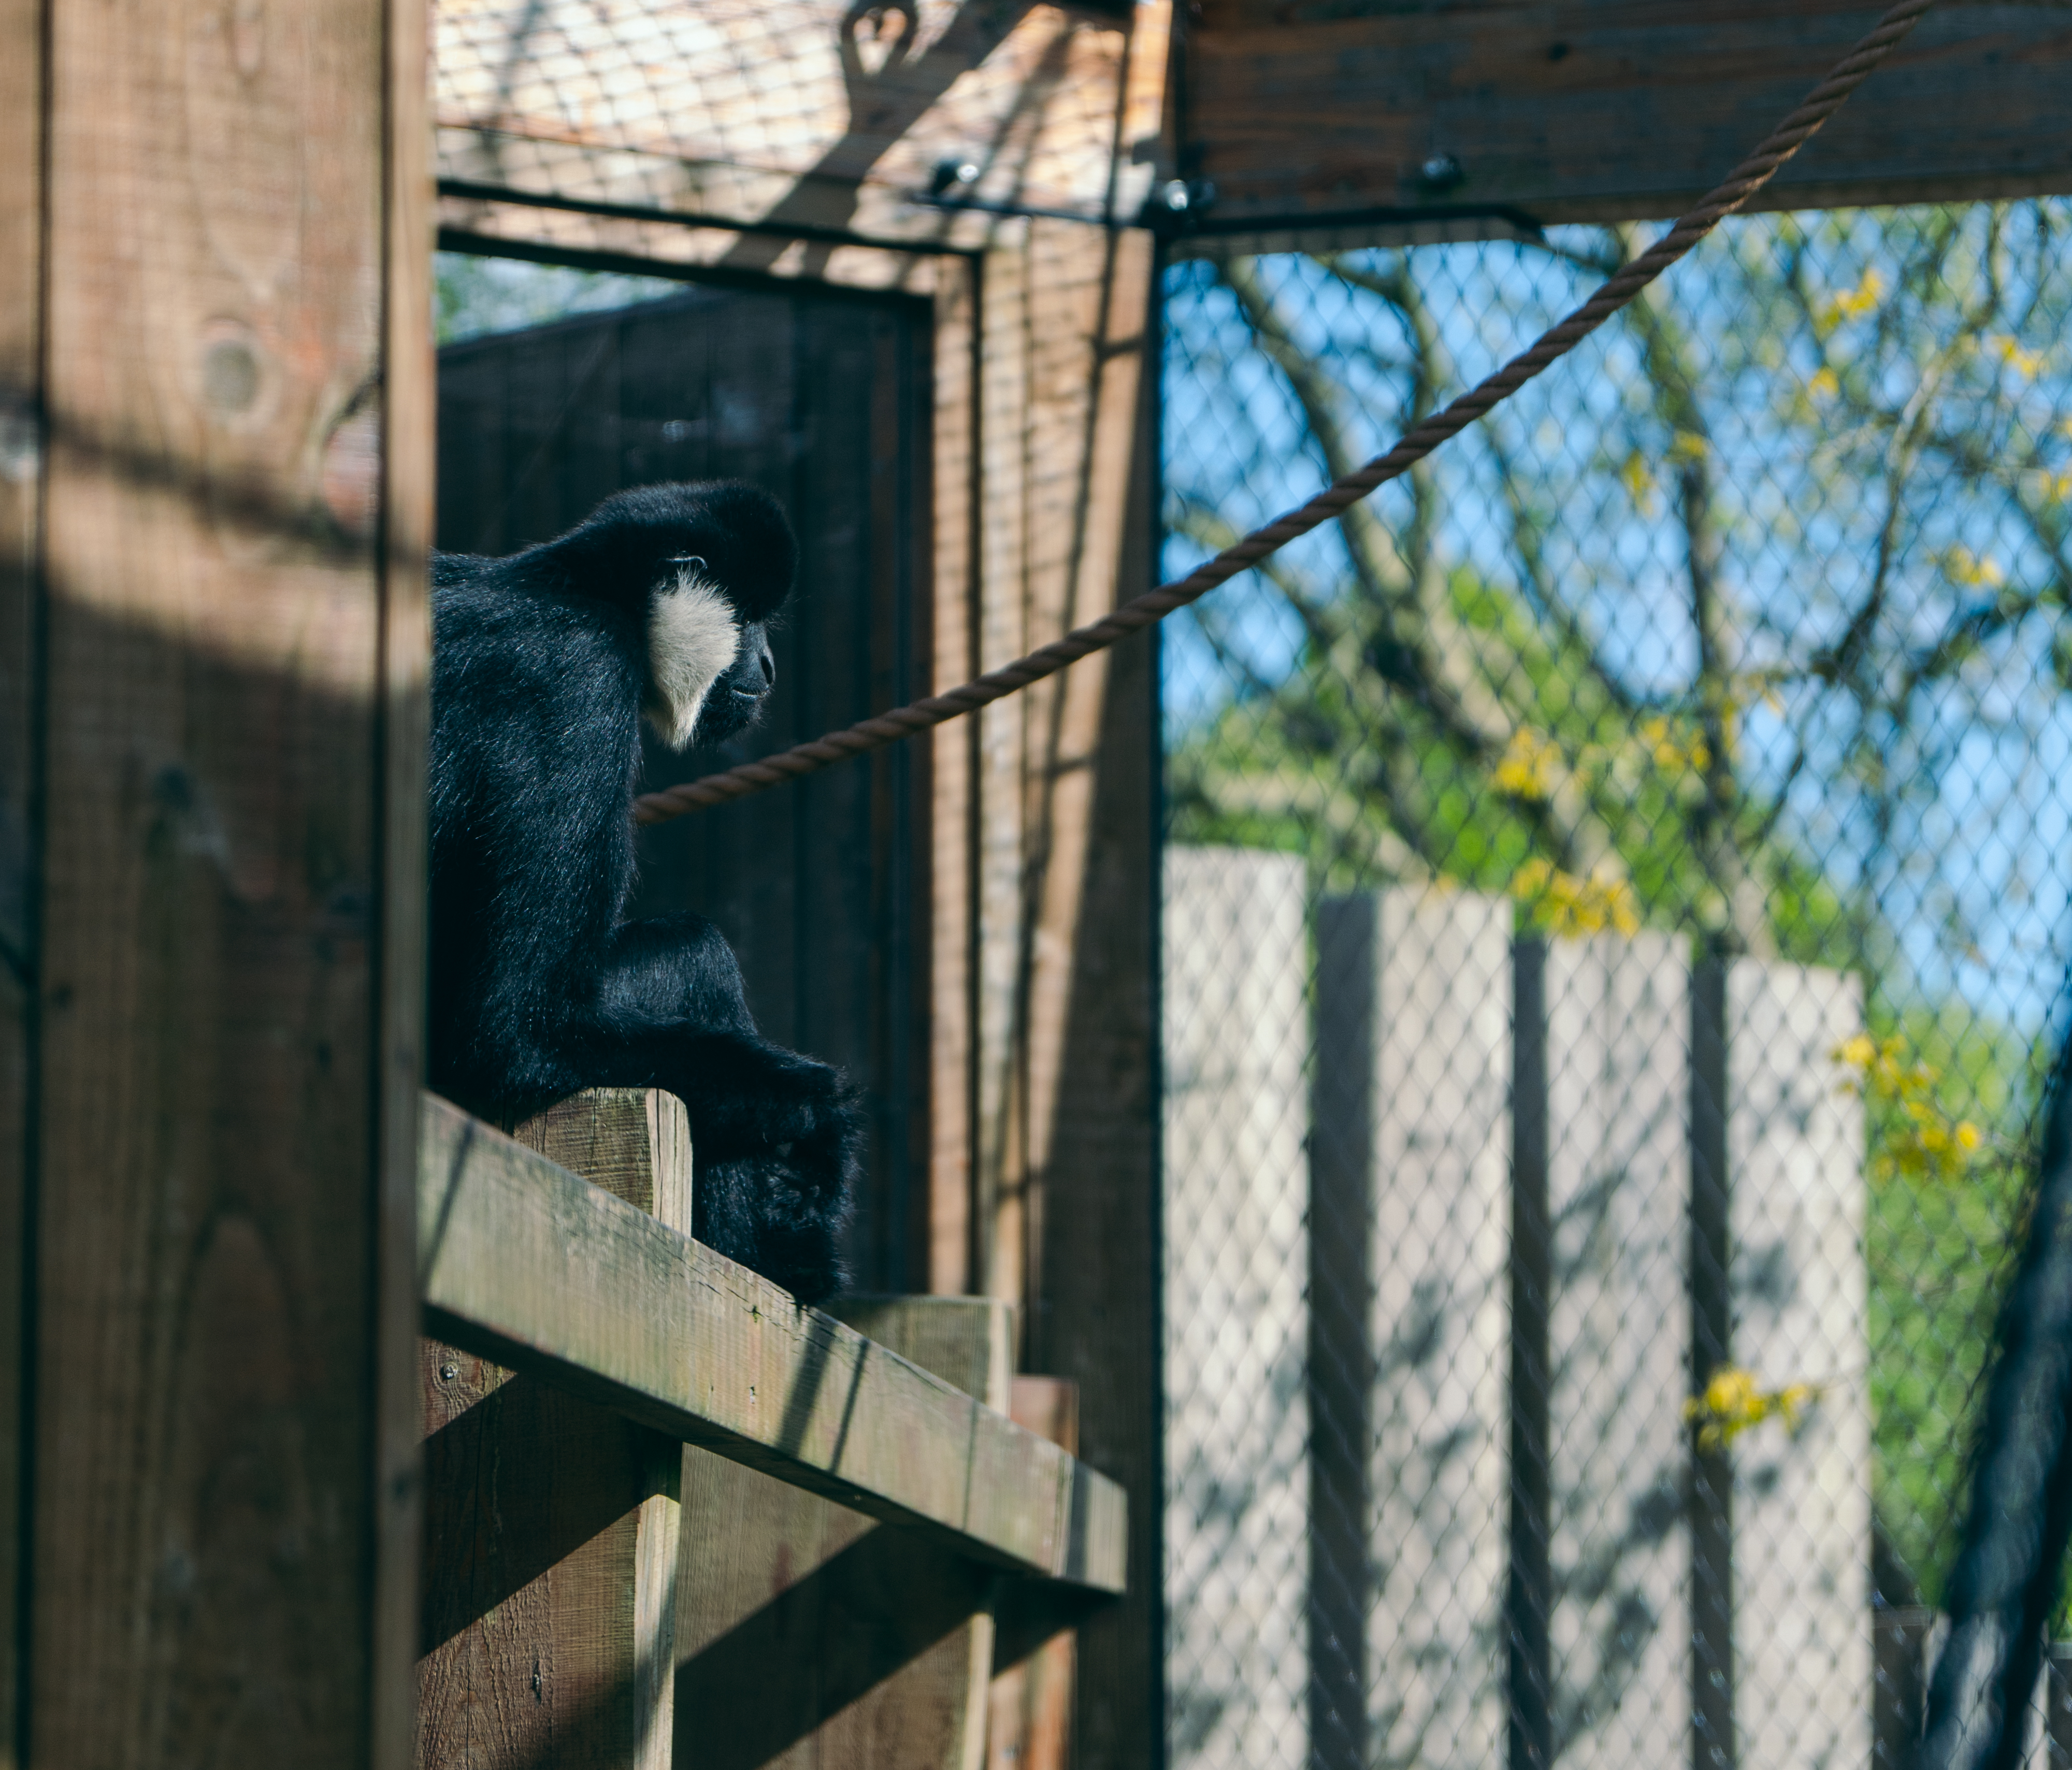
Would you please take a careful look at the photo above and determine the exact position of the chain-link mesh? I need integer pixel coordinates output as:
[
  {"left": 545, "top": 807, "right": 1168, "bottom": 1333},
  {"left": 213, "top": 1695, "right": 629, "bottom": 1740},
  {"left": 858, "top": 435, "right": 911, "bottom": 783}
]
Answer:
[{"left": 1160, "top": 202, "right": 2072, "bottom": 1770}]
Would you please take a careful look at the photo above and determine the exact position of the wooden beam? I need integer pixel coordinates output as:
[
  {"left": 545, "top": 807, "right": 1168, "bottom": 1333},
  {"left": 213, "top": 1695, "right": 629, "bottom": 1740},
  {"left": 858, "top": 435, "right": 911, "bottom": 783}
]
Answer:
[
  {"left": 417, "top": 1092, "right": 1129, "bottom": 1593},
  {"left": 27, "top": 0, "right": 427, "bottom": 1761},
  {"left": 929, "top": 254, "right": 982, "bottom": 1298},
  {"left": 417, "top": 1090, "right": 689, "bottom": 1770},
  {"left": 1183, "top": 0, "right": 2072, "bottom": 231}
]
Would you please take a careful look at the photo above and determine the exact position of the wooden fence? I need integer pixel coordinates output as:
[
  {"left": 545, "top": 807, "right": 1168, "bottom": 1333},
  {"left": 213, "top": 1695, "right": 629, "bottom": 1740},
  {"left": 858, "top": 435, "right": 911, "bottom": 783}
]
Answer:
[
  {"left": 414, "top": 1088, "right": 1125, "bottom": 1768},
  {"left": 1163, "top": 847, "right": 1870, "bottom": 1770}
]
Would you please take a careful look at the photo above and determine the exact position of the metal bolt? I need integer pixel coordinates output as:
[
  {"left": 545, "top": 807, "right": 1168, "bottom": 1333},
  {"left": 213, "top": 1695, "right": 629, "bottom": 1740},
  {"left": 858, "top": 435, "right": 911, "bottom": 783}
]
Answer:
[
  {"left": 438, "top": 1361, "right": 459, "bottom": 1383},
  {"left": 1420, "top": 152, "right": 1465, "bottom": 191}
]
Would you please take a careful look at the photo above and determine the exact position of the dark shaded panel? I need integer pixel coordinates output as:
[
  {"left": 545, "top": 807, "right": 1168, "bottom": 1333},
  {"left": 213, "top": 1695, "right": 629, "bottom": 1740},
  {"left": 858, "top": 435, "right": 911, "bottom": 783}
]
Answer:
[{"left": 435, "top": 279, "right": 932, "bottom": 1291}]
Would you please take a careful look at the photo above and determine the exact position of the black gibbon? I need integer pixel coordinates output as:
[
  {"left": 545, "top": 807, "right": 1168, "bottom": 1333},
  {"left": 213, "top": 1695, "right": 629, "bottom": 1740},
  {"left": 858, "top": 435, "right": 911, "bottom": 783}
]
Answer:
[{"left": 426, "top": 480, "right": 859, "bottom": 1303}]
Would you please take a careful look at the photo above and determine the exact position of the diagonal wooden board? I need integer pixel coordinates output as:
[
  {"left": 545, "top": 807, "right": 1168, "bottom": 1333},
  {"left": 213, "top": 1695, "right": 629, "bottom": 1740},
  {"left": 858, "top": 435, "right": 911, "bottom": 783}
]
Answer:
[{"left": 417, "top": 1091, "right": 1127, "bottom": 1594}]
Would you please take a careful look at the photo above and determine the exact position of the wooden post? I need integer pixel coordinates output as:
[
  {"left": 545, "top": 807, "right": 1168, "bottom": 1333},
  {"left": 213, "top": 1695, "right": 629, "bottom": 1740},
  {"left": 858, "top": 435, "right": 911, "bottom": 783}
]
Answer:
[
  {"left": 1539, "top": 933, "right": 1690, "bottom": 1770},
  {"left": 1725, "top": 962, "right": 1869, "bottom": 1770},
  {"left": 1163, "top": 846, "right": 1310, "bottom": 1770},
  {"left": 416, "top": 1089, "right": 689, "bottom": 1770},
  {"left": 674, "top": 1293, "right": 1016, "bottom": 1768},
  {"left": 11, "top": 0, "right": 430, "bottom": 1762},
  {"left": 1314, "top": 888, "right": 1512, "bottom": 1770}
]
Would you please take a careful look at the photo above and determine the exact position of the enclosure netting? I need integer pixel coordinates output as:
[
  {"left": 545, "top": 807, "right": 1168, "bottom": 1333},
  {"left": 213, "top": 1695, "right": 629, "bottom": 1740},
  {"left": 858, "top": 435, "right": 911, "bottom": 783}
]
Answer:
[{"left": 1158, "top": 199, "right": 2072, "bottom": 1770}]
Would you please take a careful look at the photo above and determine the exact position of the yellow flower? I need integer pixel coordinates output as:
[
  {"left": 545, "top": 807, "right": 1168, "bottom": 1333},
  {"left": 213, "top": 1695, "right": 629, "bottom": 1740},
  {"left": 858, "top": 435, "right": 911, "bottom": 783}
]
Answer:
[
  {"left": 1833, "top": 1033, "right": 1988, "bottom": 1182},
  {"left": 1619, "top": 450, "right": 1657, "bottom": 513},
  {"left": 1984, "top": 334, "right": 2047, "bottom": 380},
  {"left": 1492, "top": 728, "right": 1563, "bottom": 802},
  {"left": 1510, "top": 859, "right": 1641, "bottom": 937},
  {"left": 1816, "top": 270, "right": 1884, "bottom": 331},
  {"left": 1685, "top": 1366, "right": 1821, "bottom": 1449},
  {"left": 1942, "top": 546, "right": 2005, "bottom": 590}
]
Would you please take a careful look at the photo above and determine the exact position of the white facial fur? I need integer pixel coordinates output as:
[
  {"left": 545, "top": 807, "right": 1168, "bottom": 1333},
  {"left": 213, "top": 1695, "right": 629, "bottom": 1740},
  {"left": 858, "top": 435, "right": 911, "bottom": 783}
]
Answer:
[{"left": 642, "top": 564, "right": 740, "bottom": 750}]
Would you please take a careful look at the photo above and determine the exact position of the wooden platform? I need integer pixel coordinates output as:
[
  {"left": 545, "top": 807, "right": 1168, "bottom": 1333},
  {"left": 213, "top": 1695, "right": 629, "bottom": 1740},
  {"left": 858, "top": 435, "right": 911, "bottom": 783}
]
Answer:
[{"left": 418, "top": 1091, "right": 1127, "bottom": 1595}]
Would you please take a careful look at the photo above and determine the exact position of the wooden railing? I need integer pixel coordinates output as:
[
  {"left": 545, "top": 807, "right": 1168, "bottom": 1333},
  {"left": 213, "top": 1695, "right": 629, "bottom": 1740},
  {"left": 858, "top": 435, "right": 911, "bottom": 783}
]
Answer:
[{"left": 415, "top": 1089, "right": 1125, "bottom": 1767}]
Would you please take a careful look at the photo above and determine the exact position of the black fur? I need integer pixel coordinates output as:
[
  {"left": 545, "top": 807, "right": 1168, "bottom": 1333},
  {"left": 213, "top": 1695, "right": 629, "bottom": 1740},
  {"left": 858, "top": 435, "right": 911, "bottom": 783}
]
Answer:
[{"left": 426, "top": 481, "right": 859, "bottom": 1303}]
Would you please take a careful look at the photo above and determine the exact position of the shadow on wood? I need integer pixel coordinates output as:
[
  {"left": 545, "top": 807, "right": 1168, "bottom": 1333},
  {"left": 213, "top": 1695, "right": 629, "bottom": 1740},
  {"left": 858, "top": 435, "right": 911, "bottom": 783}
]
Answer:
[
  {"left": 673, "top": 1526, "right": 995, "bottom": 1769},
  {"left": 420, "top": 1369, "right": 673, "bottom": 1656}
]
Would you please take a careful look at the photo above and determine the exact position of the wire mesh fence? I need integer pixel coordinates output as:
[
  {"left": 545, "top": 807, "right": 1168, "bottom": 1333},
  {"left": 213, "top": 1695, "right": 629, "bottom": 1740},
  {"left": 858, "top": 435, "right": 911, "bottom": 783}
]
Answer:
[{"left": 1159, "top": 200, "right": 2072, "bottom": 1770}]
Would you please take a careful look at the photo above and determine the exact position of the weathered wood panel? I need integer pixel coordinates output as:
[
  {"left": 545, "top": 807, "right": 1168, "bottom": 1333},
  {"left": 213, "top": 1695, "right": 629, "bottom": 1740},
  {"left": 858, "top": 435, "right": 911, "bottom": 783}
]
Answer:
[
  {"left": 1185, "top": 0, "right": 2072, "bottom": 230},
  {"left": 434, "top": 281, "right": 935, "bottom": 1290},
  {"left": 1162, "top": 846, "right": 1310, "bottom": 1770},
  {"left": 418, "top": 1092, "right": 1128, "bottom": 1590},
  {"left": 1725, "top": 962, "right": 1869, "bottom": 1770},
  {"left": 432, "top": 1, "right": 1162, "bottom": 251},
  {"left": 674, "top": 1294, "right": 1012, "bottom": 1769},
  {"left": 27, "top": 0, "right": 426, "bottom": 1763},
  {"left": 1540, "top": 934, "right": 1689, "bottom": 1770},
  {"left": 1331, "top": 888, "right": 1513, "bottom": 1770},
  {"left": 417, "top": 1090, "right": 689, "bottom": 1770}
]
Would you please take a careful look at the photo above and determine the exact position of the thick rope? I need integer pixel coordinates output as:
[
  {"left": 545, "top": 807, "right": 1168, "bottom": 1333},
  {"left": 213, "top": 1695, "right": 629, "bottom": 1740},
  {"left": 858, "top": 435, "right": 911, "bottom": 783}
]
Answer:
[{"left": 634, "top": 0, "right": 1940, "bottom": 825}]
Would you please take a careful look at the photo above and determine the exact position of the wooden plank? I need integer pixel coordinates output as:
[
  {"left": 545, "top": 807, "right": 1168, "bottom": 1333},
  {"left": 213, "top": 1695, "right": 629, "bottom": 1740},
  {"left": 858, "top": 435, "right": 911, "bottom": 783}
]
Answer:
[
  {"left": 1023, "top": 271, "right": 1163, "bottom": 1770},
  {"left": 1162, "top": 846, "right": 1310, "bottom": 1770},
  {"left": 1184, "top": 0, "right": 2072, "bottom": 231},
  {"left": 417, "top": 1090, "right": 689, "bottom": 1770},
  {"left": 418, "top": 1092, "right": 1128, "bottom": 1592},
  {"left": 1015, "top": 220, "right": 1160, "bottom": 1328},
  {"left": 929, "top": 253, "right": 980, "bottom": 1298},
  {"left": 973, "top": 234, "right": 1032, "bottom": 1315},
  {"left": 1361, "top": 888, "right": 1512, "bottom": 1769},
  {"left": 0, "top": 0, "right": 40, "bottom": 1751},
  {"left": 1540, "top": 933, "right": 1690, "bottom": 1770},
  {"left": 674, "top": 1294, "right": 1014, "bottom": 1768},
  {"left": 1725, "top": 962, "right": 1870, "bottom": 1770},
  {"left": 30, "top": 0, "right": 419, "bottom": 1761},
  {"left": 987, "top": 1378, "right": 1082, "bottom": 1770}
]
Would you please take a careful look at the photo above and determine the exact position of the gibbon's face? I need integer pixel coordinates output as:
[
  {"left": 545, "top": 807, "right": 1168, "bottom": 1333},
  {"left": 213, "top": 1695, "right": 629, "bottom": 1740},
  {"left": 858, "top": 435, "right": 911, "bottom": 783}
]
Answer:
[
  {"left": 555, "top": 479, "right": 789, "bottom": 752},
  {"left": 639, "top": 554, "right": 778, "bottom": 751}
]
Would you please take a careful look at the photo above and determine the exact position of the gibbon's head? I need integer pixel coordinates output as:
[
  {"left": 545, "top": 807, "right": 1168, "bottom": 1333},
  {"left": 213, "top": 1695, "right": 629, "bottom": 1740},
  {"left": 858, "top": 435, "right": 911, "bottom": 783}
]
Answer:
[{"left": 551, "top": 479, "right": 797, "bottom": 750}]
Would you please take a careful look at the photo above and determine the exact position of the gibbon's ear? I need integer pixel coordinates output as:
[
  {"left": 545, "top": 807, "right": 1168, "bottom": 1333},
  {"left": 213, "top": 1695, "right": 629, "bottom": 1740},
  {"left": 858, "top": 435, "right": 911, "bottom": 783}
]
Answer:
[{"left": 643, "top": 558, "right": 741, "bottom": 749}]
